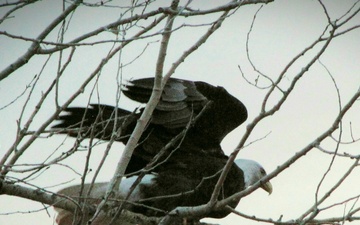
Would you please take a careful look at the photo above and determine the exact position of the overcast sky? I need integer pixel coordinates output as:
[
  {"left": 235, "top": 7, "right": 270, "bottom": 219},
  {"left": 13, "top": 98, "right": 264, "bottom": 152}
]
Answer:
[{"left": 1, "top": 1, "right": 360, "bottom": 225}]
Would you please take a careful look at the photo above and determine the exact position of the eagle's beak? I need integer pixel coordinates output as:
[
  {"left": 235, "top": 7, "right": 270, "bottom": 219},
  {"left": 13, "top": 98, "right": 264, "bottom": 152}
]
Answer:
[{"left": 261, "top": 181, "right": 273, "bottom": 195}]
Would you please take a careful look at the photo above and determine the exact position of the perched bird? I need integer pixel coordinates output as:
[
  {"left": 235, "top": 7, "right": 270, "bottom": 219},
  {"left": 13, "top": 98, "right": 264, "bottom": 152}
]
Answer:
[{"left": 52, "top": 77, "right": 272, "bottom": 223}]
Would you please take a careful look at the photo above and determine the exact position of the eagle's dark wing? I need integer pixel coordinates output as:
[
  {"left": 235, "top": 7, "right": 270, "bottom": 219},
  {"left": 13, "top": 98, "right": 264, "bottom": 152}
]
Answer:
[
  {"left": 122, "top": 78, "right": 207, "bottom": 129},
  {"left": 52, "top": 77, "right": 248, "bottom": 174},
  {"left": 123, "top": 78, "right": 248, "bottom": 152},
  {"left": 52, "top": 104, "right": 137, "bottom": 142}
]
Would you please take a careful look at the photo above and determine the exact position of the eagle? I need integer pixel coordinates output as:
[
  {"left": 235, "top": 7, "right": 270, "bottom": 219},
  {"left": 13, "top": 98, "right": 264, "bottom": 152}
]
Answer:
[{"left": 52, "top": 77, "right": 272, "bottom": 224}]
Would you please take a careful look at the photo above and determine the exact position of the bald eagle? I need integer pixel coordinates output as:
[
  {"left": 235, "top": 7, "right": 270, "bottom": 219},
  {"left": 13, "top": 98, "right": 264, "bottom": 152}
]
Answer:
[{"left": 52, "top": 77, "right": 272, "bottom": 223}]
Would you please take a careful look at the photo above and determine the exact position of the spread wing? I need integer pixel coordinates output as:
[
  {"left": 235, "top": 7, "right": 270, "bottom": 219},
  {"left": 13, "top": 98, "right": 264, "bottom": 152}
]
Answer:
[
  {"left": 52, "top": 104, "right": 137, "bottom": 142},
  {"left": 122, "top": 78, "right": 208, "bottom": 128},
  {"left": 53, "top": 77, "right": 248, "bottom": 174},
  {"left": 123, "top": 78, "right": 248, "bottom": 151}
]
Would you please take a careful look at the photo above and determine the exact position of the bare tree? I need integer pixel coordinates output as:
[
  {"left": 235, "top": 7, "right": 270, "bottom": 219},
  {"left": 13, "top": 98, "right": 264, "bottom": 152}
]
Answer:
[{"left": 0, "top": 0, "right": 359, "bottom": 225}]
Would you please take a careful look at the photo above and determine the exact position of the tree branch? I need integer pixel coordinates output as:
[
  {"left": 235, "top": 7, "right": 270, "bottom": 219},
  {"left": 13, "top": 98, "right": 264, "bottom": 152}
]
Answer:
[
  {"left": 0, "top": 0, "right": 83, "bottom": 81},
  {"left": 89, "top": 1, "right": 180, "bottom": 224}
]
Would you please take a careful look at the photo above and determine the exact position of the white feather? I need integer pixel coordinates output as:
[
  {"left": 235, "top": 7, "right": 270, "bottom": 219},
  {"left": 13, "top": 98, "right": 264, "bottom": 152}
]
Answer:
[{"left": 234, "top": 159, "right": 265, "bottom": 188}]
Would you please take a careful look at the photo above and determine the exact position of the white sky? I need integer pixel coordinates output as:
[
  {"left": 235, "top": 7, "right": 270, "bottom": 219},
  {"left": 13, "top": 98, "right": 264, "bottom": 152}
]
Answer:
[{"left": 0, "top": 1, "right": 360, "bottom": 225}]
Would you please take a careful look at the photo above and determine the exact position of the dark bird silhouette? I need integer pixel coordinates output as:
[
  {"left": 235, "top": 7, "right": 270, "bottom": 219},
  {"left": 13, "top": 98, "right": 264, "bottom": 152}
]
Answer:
[{"left": 52, "top": 77, "right": 272, "bottom": 223}]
